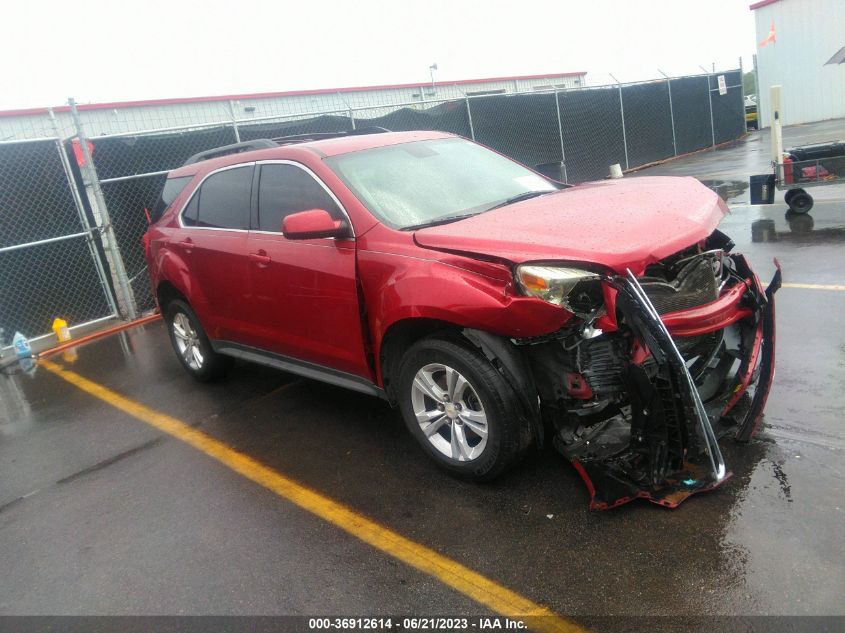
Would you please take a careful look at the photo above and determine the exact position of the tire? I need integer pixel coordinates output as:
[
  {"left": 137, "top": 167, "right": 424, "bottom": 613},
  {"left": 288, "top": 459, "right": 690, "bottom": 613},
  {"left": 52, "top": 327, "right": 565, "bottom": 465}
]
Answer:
[
  {"left": 165, "top": 299, "right": 232, "bottom": 382},
  {"left": 784, "top": 189, "right": 797, "bottom": 205},
  {"left": 396, "top": 336, "right": 531, "bottom": 481},
  {"left": 787, "top": 190, "right": 813, "bottom": 214}
]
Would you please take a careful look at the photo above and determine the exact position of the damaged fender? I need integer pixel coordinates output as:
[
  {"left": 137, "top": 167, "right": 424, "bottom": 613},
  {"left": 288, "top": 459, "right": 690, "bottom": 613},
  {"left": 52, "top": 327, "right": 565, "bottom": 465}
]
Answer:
[{"left": 462, "top": 328, "right": 543, "bottom": 449}]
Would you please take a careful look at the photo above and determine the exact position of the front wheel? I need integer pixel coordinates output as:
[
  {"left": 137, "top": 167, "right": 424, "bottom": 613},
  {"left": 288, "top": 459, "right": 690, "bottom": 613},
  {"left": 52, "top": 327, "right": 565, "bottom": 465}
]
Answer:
[
  {"left": 165, "top": 299, "right": 232, "bottom": 382},
  {"left": 397, "top": 337, "right": 531, "bottom": 481}
]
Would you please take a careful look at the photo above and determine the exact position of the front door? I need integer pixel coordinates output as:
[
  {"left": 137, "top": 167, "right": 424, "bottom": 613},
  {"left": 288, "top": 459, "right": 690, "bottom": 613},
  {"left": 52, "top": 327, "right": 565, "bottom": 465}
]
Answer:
[{"left": 245, "top": 161, "right": 370, "bottom": 379}]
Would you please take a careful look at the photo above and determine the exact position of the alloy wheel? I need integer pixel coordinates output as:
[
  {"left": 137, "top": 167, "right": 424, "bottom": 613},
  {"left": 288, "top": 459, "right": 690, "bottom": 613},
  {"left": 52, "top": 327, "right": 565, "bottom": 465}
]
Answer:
[
  {"left": 410, "top": 363, "right": 489, "bottom": 462},
  {"left": 172, "top": 312, "right": 204, "bottom": 371}
]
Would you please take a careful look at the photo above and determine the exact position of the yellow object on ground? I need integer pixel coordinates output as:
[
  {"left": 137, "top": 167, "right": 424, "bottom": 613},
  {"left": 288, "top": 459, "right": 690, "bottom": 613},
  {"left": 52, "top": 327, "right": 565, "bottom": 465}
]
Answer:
[{"left": 52, "top": 318, "right": 71, "bottom": 342}]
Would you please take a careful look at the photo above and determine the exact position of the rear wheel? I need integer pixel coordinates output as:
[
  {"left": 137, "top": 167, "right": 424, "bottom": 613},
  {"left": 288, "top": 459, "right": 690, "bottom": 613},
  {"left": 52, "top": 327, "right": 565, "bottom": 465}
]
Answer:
[
  {"left": 397, "top": 336, "right": 531, "bottom": 481},
  {"left": 165, "top": 299, "right": 232, "bottom": 382}
]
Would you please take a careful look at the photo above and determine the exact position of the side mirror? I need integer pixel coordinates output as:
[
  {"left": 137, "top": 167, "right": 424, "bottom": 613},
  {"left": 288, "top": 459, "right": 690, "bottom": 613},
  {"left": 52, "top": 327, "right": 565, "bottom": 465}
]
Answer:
[{"left": 282, "top": 209, "right": 349, "bottom": 240}]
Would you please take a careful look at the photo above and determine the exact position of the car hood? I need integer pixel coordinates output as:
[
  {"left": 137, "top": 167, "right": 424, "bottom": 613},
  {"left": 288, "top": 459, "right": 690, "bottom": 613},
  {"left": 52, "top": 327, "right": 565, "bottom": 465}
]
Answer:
[{"left": 413, "top": 177, "right": 728, "bottom": 274}]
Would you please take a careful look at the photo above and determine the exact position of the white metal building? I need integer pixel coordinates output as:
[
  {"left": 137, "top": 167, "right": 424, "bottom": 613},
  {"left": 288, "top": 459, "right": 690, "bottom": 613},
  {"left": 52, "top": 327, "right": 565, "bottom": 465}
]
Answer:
[
  {"left": 0, "top": 72, "right": 586, "bottom": 141},
  {"left": 752, "top": 0, "right": 845, "bottom": 127}
]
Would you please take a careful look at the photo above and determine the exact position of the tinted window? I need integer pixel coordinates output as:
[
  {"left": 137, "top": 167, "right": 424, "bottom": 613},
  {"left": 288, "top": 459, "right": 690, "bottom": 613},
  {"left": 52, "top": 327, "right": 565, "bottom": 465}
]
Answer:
[
  {"left": 151, "top": 176, "right": 193, "bottom": 223},
  {"left": 257, "top": 164, "right": 341, "bottom": 233},
  {"left": 182, "top": 191, "right": 199, "bottom": 226},
  {"left": 196, "top": 166, "right": 252, "bottom": 229}
]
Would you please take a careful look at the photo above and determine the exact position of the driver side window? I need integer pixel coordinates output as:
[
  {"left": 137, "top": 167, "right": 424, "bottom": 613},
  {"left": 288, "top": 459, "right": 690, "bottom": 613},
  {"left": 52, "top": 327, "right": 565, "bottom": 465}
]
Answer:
[{"left": 257, "top": 164, "right": 342, "bottom": 233}]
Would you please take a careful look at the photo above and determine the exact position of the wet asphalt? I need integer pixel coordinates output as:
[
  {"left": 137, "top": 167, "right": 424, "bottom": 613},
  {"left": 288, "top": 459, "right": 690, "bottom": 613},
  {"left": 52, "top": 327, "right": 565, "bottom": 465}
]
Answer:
[{"left": 1, "top": 120, "right": 844, "bottom": 626}]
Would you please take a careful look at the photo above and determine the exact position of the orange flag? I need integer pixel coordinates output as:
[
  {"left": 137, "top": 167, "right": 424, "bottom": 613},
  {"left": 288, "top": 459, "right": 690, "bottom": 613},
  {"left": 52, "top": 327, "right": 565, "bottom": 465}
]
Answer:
[{"left": 759, "top": 20, "right": 776, "bottom": 47}]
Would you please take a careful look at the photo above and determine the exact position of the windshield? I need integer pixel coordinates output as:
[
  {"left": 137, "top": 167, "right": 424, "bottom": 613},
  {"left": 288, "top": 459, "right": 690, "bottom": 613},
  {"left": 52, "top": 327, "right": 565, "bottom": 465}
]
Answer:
[{"left": 325, "top": 138, "right": 557, "bottom": 230}]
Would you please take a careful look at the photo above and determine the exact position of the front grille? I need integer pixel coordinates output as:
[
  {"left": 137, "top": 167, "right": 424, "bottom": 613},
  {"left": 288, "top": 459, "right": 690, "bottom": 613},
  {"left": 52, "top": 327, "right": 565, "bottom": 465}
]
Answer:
[{"left": 640, "top": 257, "right": 718, "bottom": 315}]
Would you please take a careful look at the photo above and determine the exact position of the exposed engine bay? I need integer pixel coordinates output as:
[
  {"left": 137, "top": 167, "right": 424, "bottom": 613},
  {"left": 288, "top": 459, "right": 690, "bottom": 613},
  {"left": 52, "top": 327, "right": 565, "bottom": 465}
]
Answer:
[{"left": 515, "top": 230, "right": 781, "bottom": 509}]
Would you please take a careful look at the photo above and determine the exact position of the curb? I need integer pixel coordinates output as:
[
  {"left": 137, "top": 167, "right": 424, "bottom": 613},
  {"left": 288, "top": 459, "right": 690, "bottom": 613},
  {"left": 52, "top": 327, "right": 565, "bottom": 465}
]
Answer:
[{"left": 37, "top": 313, "right": 162, "bottom": 359}]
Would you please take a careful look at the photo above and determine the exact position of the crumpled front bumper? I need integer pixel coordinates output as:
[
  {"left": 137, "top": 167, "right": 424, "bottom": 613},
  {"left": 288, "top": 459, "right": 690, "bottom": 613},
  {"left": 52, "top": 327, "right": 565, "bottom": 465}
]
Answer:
[{"left": 560, "top": 260, "right": 781, "bottom": 510}]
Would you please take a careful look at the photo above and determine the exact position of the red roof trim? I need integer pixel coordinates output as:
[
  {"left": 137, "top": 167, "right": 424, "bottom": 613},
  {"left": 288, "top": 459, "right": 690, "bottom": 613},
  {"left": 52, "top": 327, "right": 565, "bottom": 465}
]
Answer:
[
  {"left": 750, "top": 0, "right": 781, "bottom": 10},
  {"left": 0, "top": 71, "right": 587, "bottom": 118}
]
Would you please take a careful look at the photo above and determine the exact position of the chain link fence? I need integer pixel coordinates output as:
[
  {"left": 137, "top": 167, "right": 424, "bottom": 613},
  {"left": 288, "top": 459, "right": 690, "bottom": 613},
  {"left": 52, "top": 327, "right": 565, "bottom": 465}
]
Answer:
[
  {"left": 469, "top": 69, "right": 744, "bottom": 183},
  {"left": 471, "top": 91, "right": 563, "bottom": 178},
  {"left": 239, "top": 112, "right": 352, "bottom": 141},
  {"left": 0, "top": 137, "right": 117, "bottom": 349},
  {"left": 88, "top": 123, "right": 241, "bottom": 313},
  {"left": 0, "top": 70, "right": 745, "bottom": 343},
  {"left": 352, "top": 100, "right": 472, "bottom": 136}
]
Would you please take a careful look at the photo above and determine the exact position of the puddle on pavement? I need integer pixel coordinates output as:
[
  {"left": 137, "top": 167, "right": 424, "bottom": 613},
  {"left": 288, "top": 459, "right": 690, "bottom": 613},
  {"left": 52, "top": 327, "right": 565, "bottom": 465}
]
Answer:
[
  {"left": 0, "top": 360, "right": 35, "bottom": 434},
  {"left": 699, "top": 179, "right": 750, "bottom": 202},
  {"left": 751, "top": 212, "right": 845, "bottom": 243}
]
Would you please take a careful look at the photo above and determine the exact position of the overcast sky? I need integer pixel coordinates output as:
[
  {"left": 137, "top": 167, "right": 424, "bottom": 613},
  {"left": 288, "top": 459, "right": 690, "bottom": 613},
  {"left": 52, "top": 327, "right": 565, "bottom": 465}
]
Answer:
[{"left": 1, "top": 0, "right": 757, "bottom": 110}]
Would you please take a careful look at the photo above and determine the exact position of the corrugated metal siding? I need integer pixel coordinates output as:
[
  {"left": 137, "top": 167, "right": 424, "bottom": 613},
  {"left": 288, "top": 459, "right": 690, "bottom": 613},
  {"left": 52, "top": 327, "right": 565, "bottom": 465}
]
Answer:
[{"left": 755, "top": 0, "right": 845, "bottom": 127}]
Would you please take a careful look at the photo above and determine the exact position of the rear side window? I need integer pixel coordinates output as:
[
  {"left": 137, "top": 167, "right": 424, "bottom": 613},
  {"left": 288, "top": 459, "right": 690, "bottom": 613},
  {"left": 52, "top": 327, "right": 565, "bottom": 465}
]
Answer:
[
  {"left": 151, "top": 176, "right": 192, "bottom": 223},
  {"left": 195, "top": 166, "right": 253, "bottom": 230},
  {"left": 182, "top": 192, "right": 199, "bottom": 226},
  {"left": 257, "top": 164, "right": 342, "bottom": 233}
]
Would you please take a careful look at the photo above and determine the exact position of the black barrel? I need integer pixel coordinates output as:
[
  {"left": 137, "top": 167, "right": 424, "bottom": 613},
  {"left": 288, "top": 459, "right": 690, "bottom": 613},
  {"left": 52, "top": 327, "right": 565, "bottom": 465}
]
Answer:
[{"left": 749, "top": 174, "right": 776, "bottom": 204}]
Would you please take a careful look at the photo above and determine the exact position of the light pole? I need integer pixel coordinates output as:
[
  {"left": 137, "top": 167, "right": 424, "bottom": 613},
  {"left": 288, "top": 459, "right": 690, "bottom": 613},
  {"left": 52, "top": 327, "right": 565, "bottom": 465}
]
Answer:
[{"left": 429, "top": 63, "right": 438, "bottom": 93}]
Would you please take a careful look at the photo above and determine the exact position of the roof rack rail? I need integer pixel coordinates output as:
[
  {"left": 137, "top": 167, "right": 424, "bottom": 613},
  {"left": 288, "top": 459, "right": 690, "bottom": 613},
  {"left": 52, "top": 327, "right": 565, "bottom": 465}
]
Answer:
[
  {"left": 183, "top": 139, "right": 278, "bottom": 166},
  {"left": 181, "top": 127, "right": 391, "bottom": 166}
]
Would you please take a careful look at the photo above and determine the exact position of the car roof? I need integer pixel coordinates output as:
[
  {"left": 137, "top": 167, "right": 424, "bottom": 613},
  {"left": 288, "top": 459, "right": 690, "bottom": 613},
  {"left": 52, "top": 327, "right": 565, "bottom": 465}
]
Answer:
[{"left": 168, "top": 130, "right": 458, "bottom": 178}]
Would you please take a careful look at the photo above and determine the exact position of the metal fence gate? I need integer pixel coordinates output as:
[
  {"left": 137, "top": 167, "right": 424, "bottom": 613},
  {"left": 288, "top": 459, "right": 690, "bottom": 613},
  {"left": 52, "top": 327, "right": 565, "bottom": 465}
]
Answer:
[{"left": 0, "top": 134, "right": 118, "bottom": 351}]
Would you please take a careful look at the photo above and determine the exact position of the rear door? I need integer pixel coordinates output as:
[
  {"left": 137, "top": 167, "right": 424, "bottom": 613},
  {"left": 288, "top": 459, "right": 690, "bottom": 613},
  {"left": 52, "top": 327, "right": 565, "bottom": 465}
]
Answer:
[
  {"left": 179, "top": 164, "right": 253, "bottom": 342},
  {"left": 244, "top": 161, "right": 369, "bottom": 378}
]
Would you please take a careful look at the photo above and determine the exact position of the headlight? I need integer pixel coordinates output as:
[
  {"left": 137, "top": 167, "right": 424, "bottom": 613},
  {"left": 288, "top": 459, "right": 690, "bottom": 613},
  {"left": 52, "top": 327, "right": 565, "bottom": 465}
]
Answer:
[{"left": 516, "top": 265, "right": 604, "bottom": 315}]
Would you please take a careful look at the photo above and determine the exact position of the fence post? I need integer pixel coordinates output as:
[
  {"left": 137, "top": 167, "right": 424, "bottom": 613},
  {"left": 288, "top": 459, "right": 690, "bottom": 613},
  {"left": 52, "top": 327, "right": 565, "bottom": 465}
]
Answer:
[
  {"left": 48, "top": 108, "right": 120, "bottom": 319},
  {"left": 464, "top": 94, "right": 476, "bottom": 141},
  {"left": 739, "top": 57, "right": 747, "bottom": 134},
  {"left": 553, "top": 87, "right": 568, "bottom": 183},
  {"left": 658, "top": 70, "right": 678, "bottom": 156},
  {"left": 610, "top": 74, "right": 629, "bottom": 170},
  {"left": 338, "top": 93, "right": 356, "bottom": 130},
  {"left": 68, "top": 98, "right": 138, "bottom": 320},
  {"left": 753, "top": 54, "right": 761, "bottom": 125},
  {"left": 228, "top": 100, "right": 241, "bottom": 142},
  {"left": 703, "top": 72, "right": 716, "bottom": 148}
]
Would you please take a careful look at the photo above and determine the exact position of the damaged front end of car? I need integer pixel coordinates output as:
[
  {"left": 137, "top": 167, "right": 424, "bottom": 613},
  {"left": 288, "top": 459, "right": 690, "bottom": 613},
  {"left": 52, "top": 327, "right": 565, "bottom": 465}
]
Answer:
[{"left": 515, "top": 231, "right": 781, "bottom": 509}]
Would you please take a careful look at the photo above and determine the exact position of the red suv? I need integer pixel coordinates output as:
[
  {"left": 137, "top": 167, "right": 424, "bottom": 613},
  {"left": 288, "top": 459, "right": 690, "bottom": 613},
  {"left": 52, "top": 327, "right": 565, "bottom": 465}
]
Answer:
[{"left": 145, "top": 130, "right": 780, "bottom": 509}]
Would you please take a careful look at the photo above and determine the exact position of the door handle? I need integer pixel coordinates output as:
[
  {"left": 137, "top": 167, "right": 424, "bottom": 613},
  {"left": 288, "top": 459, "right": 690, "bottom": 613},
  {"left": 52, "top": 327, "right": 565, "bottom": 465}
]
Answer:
[
  {"left": 178, "top": 238, "right": 193, "bottom": 252},
  {"left": 249, "top": 252, "right": 271, "bottom": 266}
]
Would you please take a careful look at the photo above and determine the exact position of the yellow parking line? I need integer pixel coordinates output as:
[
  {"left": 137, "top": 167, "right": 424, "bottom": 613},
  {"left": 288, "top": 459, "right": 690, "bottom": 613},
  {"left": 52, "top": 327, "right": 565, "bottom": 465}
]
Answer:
[
  {"left": 41, "top": 360, "right": 584, "bottom": 633},
  {"left": 782, "top": 283, "right": 845, "bottom": 292}
]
